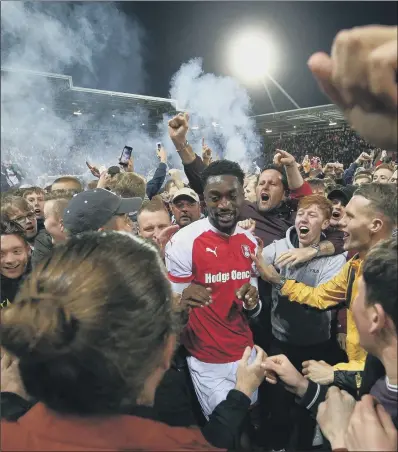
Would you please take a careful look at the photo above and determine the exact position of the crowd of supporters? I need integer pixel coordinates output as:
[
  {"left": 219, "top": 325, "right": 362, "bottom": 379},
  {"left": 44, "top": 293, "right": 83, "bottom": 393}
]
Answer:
[{"left": 0, "top": 24, "right": 397, "bottom": 452}]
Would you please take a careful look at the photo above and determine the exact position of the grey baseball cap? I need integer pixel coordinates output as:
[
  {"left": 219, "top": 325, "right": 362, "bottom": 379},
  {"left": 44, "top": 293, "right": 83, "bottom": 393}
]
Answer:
[{"left": 63, "top": 189, "right": 142, "bottom": 235}]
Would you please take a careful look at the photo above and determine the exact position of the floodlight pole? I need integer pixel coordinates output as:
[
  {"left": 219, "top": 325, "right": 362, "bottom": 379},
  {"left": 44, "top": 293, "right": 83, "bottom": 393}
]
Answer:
[{"left": 264, "top": 72, "right": 300, "bottom": 109}]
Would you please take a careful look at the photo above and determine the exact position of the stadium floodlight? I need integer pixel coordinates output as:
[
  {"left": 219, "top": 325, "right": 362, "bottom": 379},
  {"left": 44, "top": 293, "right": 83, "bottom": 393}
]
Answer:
[
  {"left": 329, "top": 121, "right": 337, "bottom": 126},
  {"left": 229, "top": 30, "right": 300, "bottom": 110},
  {"left": 266, "top": 129, "right": 273, "bottom": 133},
  {"left": 229, "top": 31, "right": 274, "bottom": 83}
]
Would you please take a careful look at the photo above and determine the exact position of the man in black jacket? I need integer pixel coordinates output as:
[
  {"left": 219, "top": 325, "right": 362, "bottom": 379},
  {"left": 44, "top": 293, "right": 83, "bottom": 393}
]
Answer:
[
  {"left": 262, "top": 238, "right": 398, "bottom": 448},
  {"left": 0, "top": 218, "right": 32, "bottom": 309}
]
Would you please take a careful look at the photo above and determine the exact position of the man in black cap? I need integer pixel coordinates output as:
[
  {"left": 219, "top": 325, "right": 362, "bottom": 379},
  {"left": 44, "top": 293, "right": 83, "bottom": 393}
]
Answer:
[
  {"left": 327, "top": 185, "right": 357, "bottom": 229},
  {"left": 63, "top": 189, "right": 142, "bottom": 236}
]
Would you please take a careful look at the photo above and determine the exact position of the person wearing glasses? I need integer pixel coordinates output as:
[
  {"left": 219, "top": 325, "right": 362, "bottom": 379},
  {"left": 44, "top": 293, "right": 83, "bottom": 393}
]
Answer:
[{"left": 1, "top": 196, "right": 38, "bottom": 246}]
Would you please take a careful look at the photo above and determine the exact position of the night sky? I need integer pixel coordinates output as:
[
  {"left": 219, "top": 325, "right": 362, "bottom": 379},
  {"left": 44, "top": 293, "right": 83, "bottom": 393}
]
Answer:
[{"left": 118, "top": 1, "right": 396, "bottom": 115}]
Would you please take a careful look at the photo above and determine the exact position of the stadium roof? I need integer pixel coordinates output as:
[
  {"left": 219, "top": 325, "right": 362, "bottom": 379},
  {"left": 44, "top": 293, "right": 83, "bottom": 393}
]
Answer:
[
  {"left": 2, "top": 67, "right": 346, "bottom": 135},
  {"left": 1, "top": 67, "right": 177, "bottom": 124},
  {"left": 251, "top": 104, "right": 346, "bottom": 136}
]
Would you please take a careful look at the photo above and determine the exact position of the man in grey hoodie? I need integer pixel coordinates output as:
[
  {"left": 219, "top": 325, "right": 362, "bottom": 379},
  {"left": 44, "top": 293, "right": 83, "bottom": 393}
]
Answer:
[{"left": 262, "top": 194, "right": 347, "bottom": 451}]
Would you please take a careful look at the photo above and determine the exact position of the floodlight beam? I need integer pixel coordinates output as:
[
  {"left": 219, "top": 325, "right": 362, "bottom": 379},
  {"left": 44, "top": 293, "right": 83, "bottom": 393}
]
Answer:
[
  {"left": 265, "top": 72, "right": 300, "bottom": 109},
  {"left": 261, "top": 79, "right": 277, "bottom": 113}
]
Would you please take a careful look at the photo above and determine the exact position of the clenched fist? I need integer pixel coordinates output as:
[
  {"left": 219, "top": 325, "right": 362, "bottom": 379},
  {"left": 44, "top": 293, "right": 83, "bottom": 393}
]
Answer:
[
  {"left": 273, "top": 149, "right": 296, "bottom": 167},
  {"left": 168, "top": 112, "right": 189, "bottom": 151},
  {"left": 237, "top": 218, "right": 256, "bottom": 233}
]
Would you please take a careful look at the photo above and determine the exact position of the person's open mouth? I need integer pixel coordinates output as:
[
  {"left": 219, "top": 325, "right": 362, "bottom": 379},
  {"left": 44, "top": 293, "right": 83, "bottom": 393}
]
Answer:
[
  {"left": 343, "top": 232, "right": 350, "bottom": 241},
  {"left": 180, "top": 215, "right": 191, "bottom": 222},
  {"left": 299, "top": 226, "right": 310, "bottom": 236},
  {"left": 260, "top": 192, "right": 270, "bottom": 202},
  {"left": 332, "top": 211, "right": 341, "bottom": 219},
  {"left": 34, "top": 209, "right": 41, "bottom": 216}
]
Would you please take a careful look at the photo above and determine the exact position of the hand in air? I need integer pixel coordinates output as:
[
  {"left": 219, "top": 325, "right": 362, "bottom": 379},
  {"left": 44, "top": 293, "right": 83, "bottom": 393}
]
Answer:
[
  {"left": 202, "top": 138, "right": 212, "bottom": 164},
  {"left": 308, "top": 25, "right": 397, "bottom": 150},
  {"left": 168, "top": 112, "right": 189, "bottom": 150},
  {"left": 273, "top": 149, "right": 296, "bottom": 167},
  {"left": 97, "top": 170, "right": 112, "bottom": 189},
  {"left": 86, "top": 161, "right": 100, "bottom": 178},
  {"left": 157, "top": 146, "right": 167, "bottom": 163}
]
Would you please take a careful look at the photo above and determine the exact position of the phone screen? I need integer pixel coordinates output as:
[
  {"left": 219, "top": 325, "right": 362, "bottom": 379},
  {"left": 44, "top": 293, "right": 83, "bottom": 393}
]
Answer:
[{"left": 119, "top": 146, "right": 133, "bottom": 165}]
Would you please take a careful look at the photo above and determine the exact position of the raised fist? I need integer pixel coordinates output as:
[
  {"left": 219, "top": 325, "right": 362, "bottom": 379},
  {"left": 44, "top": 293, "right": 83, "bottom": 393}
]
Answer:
[
  {"left": 273, "top": 149, "right": 296, "bottom": 167},
  {"left": 168, "top": 112, "right": 189, "bottom": 150}
]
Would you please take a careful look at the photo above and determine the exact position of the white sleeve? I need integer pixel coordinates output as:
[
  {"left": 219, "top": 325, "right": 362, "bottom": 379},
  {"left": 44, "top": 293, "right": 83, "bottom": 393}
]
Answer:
[{"left": 164, "top": 232, "right": 194, "bottom": 294}]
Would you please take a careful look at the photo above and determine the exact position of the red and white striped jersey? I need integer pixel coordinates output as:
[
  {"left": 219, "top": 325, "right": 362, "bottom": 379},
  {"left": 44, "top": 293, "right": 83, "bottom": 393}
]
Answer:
[{"left": 165, "top": 218, "right": 258, "bottom": 363}]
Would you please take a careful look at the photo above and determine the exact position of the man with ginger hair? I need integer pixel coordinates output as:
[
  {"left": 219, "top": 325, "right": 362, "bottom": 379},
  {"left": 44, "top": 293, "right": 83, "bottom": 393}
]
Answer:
[{"left": 260, "top": 194, "right": 347, "bottom": 450}]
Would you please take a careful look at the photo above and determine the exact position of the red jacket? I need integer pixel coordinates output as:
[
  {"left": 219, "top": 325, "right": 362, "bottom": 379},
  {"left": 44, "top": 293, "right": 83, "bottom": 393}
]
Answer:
[{"left": 1, "top": 403, "right": 222, "bottom": 451}]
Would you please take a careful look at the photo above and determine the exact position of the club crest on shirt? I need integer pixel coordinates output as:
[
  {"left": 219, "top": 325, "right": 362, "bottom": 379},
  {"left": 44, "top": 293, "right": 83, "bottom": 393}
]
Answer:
[{"left": 241, "top": 245, "right": 251, "bottom": 258}]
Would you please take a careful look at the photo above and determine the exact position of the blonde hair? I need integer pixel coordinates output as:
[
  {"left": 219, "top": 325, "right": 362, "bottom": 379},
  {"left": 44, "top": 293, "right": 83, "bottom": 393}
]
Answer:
[{"left": 113, "top": 172, "right": 146, "bottom": 199}]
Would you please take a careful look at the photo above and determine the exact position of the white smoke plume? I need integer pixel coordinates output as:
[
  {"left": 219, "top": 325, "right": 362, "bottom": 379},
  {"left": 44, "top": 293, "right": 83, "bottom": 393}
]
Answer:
[
  {"left": 2, "top": 3, "right": 261, "bottom": 187},
  {"left": 167, "top": 58, "right": 261, "bottom": 172},
  {"left": 1, "top": 2, "right": 158, "bottom": 184}
]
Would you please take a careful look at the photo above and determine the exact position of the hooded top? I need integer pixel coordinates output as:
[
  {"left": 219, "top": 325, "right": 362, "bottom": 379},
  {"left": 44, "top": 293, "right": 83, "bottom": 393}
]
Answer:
[{"left": 262, "top": 226, "right": 347, "bottom": 346}]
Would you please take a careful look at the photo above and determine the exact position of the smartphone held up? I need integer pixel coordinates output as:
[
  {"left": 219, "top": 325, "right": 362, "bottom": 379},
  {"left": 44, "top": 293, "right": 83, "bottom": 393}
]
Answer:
[{"left": 119, "top": 146, "right": 133, "bottom": 166}]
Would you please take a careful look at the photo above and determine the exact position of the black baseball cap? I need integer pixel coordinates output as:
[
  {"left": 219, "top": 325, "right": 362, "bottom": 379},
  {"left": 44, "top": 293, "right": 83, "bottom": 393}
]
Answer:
[
  {"left": 328, "top": 185, "right": 357, "bottom": 205},
  {"left": 63, "top": 189, "right": 142, "bottom": 235}
]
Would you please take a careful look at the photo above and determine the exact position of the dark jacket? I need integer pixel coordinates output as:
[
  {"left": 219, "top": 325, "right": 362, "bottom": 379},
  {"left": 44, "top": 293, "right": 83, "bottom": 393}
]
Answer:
[
  {"left": 146, "top": 162, "right": 167, "bottom": 200},
  {"left": 32, "top": 229, "right": 53, "bottom": 268},
  {"left": 297, "top": 354, "right": 398, "bottom": 428},
  {"left": 181, "top": 155, "right": 206, "bottom": 197},
  {"left": 343, "top": 162, "right": 359, "bottom": 186},
  {"left": 0, "top": 259, "right": 31, "bottom": 309}
]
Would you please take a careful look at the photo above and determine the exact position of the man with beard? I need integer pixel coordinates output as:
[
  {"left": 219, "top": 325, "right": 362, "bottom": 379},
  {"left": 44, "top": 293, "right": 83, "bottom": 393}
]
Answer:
[
  {"left": 165, "top": 159, "right": 261, "bottom": 420},
  {"left": 0, "top": 218, "right": 31, "bottom": 308},
  {"left": 1, "top": 197, "right": 38, "bottom": 247},
  {"left": 170, "top": 188, "right": 201, "bottom": 228}
]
